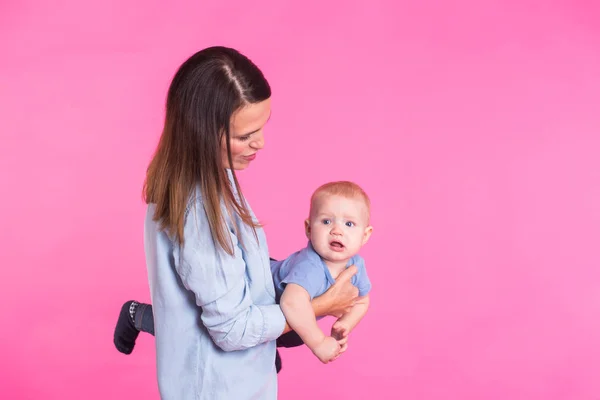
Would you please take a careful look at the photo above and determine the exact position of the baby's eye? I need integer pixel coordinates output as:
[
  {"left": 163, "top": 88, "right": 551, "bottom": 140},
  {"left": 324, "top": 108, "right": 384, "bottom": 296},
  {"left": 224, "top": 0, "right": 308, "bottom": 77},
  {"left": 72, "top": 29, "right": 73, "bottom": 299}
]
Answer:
[
  {"left": 322, "top": 219, "right": 331, "bottom": 225},
  {"left": 345, "top": 221, "right": 355, "bottom": 227}
]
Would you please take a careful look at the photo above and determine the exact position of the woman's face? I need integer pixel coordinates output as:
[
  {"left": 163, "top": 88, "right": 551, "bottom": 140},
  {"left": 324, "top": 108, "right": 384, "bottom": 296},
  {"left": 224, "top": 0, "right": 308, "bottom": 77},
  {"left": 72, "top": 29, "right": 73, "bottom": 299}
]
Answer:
[{"left": 222, "top": 98, "right": 271, "bottom": 170}]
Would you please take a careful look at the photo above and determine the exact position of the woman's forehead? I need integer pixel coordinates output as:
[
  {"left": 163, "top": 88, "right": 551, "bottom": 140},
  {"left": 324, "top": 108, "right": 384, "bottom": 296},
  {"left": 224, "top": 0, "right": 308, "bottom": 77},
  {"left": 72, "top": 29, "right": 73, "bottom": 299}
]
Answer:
[{"left": 230, "top": 99, "right": 271, "bottom": 135}]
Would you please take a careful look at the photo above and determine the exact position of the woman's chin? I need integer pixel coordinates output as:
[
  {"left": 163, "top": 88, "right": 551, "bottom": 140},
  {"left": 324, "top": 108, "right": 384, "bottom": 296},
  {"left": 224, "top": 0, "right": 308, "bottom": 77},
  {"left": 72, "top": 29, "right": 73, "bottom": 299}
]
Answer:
[
  {"left": 227, "top": 163, "right": 249, "bottom": 171},
  {"left": 233, "top": 160, "right": 252, "bottom": 170}
]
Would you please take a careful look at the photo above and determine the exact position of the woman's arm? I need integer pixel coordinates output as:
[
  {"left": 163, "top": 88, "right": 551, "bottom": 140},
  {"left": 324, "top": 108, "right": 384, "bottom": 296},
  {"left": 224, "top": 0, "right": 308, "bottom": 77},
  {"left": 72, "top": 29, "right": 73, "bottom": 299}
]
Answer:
[{"left": 174, "top": 204, "right": 286, "bottom": 352}]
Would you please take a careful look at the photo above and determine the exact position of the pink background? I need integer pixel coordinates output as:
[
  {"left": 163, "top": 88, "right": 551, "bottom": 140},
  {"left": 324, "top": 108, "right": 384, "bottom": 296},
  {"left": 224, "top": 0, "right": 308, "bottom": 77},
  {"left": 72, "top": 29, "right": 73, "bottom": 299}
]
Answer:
[{"left": 2, "top": 0, "right": 599, "bottom": 399}]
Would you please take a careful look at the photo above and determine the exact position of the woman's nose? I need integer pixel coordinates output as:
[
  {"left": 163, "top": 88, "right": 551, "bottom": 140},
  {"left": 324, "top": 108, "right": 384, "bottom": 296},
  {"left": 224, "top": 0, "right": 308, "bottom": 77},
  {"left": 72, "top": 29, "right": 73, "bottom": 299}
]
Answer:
[{"left": 250, "top": 131, "right": 264, "bottom": 150}]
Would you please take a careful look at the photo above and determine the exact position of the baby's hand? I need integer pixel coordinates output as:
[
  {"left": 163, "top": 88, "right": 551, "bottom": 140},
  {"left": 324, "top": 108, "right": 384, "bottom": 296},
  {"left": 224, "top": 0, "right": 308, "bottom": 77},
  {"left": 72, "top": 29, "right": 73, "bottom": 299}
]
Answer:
[
  {"left": 331, "top": 320, "right": 350, "bottom": 355},
  {"left": 331, "top": 320, "right": 350, "bottom": 341},
  {"left": 312, "top": 336, "right": 341, "bottom": 364},
  {"left": 335, "top": 335, "right": 349, "bottom": 356}
]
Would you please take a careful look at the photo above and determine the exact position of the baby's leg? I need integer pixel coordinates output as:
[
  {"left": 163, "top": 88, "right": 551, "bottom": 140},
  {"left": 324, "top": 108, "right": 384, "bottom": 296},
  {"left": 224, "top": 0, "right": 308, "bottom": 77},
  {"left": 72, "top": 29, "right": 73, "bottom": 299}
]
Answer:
[
  {"left": 113, "top": 300, "right": 154, "bottom": 354},
  {"left": 276, "top": 331, "right": 304, "bottom": 348},
  {"left": 275, "top": 349, "right": 282, "bottom": 373},
  {"left": 132, "top": 302, "right": 154, "bottom": 334}
]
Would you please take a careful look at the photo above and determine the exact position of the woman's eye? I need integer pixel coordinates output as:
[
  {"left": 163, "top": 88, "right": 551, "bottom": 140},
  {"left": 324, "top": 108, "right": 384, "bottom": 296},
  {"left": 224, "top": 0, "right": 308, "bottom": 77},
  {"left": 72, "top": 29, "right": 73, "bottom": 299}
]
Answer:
[
  {"left": 238, "top": 135, "right": 251, "bottom": 142},
  {"left": 322, "top": 219, "right": 331, "bottom": 225},
  {"left": 345, "top": 221, "right": 355, "bottom": 227}
]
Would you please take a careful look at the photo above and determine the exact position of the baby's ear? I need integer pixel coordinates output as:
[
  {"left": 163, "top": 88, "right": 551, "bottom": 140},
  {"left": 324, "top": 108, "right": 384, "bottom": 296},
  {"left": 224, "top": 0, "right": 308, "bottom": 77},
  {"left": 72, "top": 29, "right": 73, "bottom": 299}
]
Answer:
[
  {"left": 362, "top": 226, "right": 373, "bottom": 245},
  {"left": 304, "top": 219, "right": 311, "bottom": 239}
]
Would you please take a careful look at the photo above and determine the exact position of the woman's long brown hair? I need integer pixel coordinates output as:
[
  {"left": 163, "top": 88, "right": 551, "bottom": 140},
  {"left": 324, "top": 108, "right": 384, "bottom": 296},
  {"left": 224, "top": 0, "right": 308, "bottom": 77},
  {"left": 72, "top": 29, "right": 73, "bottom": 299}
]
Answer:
[{"left": 143, "top": 46, "right": 270, "bottom": 255}]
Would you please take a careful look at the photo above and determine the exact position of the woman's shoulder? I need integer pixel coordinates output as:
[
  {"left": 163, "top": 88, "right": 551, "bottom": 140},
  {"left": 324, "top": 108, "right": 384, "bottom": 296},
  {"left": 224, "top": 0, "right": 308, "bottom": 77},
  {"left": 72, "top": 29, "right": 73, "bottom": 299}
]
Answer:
[
  {"left": 182, "top": 186, "right": 235, "bottom": 232},
  {"left": 183, "top": 186, "right": 204, "bottom": 218}
]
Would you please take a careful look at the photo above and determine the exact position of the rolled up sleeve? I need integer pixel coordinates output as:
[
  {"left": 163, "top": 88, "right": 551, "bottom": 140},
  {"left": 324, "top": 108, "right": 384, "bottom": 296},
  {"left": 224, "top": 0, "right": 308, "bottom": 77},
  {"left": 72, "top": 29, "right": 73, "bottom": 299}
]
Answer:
[{"left": 174, "top": 204, "right": 285, "bottom": 352}]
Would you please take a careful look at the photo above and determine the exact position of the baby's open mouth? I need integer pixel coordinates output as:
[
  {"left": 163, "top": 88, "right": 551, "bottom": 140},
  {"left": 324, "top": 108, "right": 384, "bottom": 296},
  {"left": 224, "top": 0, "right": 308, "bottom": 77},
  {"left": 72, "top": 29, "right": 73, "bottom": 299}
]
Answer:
[{"left": 330, "top": 240, "right": 344, "bottom": 249}]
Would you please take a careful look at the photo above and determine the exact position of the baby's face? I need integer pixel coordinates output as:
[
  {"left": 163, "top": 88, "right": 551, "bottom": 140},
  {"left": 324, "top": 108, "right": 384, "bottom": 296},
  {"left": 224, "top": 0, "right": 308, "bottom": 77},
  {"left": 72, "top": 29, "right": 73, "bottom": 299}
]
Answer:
[{"left": 305, "top": 194, "right": 373, "bottom": 264}]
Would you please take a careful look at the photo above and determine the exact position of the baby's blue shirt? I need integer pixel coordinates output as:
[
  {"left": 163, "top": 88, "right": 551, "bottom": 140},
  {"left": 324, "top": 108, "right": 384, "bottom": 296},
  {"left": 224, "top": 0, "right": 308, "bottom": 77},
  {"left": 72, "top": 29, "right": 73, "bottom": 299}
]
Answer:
[{"left": 271, "top": 241, "right": 371, "bottom": 303}]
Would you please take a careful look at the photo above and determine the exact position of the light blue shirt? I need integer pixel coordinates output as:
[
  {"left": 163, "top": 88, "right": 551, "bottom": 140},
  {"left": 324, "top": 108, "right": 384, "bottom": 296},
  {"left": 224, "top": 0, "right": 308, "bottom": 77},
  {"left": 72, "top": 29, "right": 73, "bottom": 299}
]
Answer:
[
  {"left": 271, "top": 241, "right": 371, "bottom": 303},
  {"left": 144, "top": 171, "right": 285, "bottom": 399}
]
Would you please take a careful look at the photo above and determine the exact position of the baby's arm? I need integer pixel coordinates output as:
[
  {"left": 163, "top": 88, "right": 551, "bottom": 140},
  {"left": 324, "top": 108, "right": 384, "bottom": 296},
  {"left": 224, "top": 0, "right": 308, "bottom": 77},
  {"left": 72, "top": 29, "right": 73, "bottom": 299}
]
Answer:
[
  {"left": 331, "top": 259, "right": 372, "bottom": 351},
  {"left": 332, "top": 294, "right": 370, "bottom": 337},
  {"left": 280, "top": 284, "right": 341, "bottom": 363}
]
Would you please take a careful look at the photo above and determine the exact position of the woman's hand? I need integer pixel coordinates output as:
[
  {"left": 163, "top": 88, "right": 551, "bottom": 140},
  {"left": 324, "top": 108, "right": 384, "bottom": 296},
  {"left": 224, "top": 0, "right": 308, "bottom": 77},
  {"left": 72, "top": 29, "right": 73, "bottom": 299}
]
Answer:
[{"left": 313, "top": 265, "right": 359, "bottom": 318}]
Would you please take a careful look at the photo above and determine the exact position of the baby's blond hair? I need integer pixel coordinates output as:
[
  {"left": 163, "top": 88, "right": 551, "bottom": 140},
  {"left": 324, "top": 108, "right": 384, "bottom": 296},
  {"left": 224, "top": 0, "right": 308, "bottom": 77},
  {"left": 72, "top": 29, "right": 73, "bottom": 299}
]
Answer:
[{"left": 309, "top": 181, "right": 371, "bottom": 219}]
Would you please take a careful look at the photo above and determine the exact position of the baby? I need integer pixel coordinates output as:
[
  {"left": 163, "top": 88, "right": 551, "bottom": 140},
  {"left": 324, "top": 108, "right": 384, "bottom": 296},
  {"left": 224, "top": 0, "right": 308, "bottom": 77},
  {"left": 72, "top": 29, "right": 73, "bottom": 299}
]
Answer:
[
  {"left": 114, "top": 181, "right": 373, "bottom": 365},
  {"left": 272, "top": 180, "right": 373, "bottom": 363}
]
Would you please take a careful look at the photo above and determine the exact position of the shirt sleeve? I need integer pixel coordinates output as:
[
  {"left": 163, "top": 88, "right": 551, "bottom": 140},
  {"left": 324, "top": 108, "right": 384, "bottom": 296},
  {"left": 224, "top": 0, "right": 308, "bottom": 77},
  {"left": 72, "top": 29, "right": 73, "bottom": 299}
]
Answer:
[
  {"left": 352, "top": 256, "right": 372, "bottom": 297},
  {"left": 280, "top": 259, "right": 324, "bottom": 300},
  {"left": 173, "top": 203, "right": 286, "bottom": 352}
]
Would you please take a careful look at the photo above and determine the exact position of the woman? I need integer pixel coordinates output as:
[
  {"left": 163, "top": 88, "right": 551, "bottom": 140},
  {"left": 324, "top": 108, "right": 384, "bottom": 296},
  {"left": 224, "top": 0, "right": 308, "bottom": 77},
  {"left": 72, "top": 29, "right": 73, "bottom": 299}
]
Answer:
[{"left": 127, "top": 46, "right": 359, "bottom": 399}]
